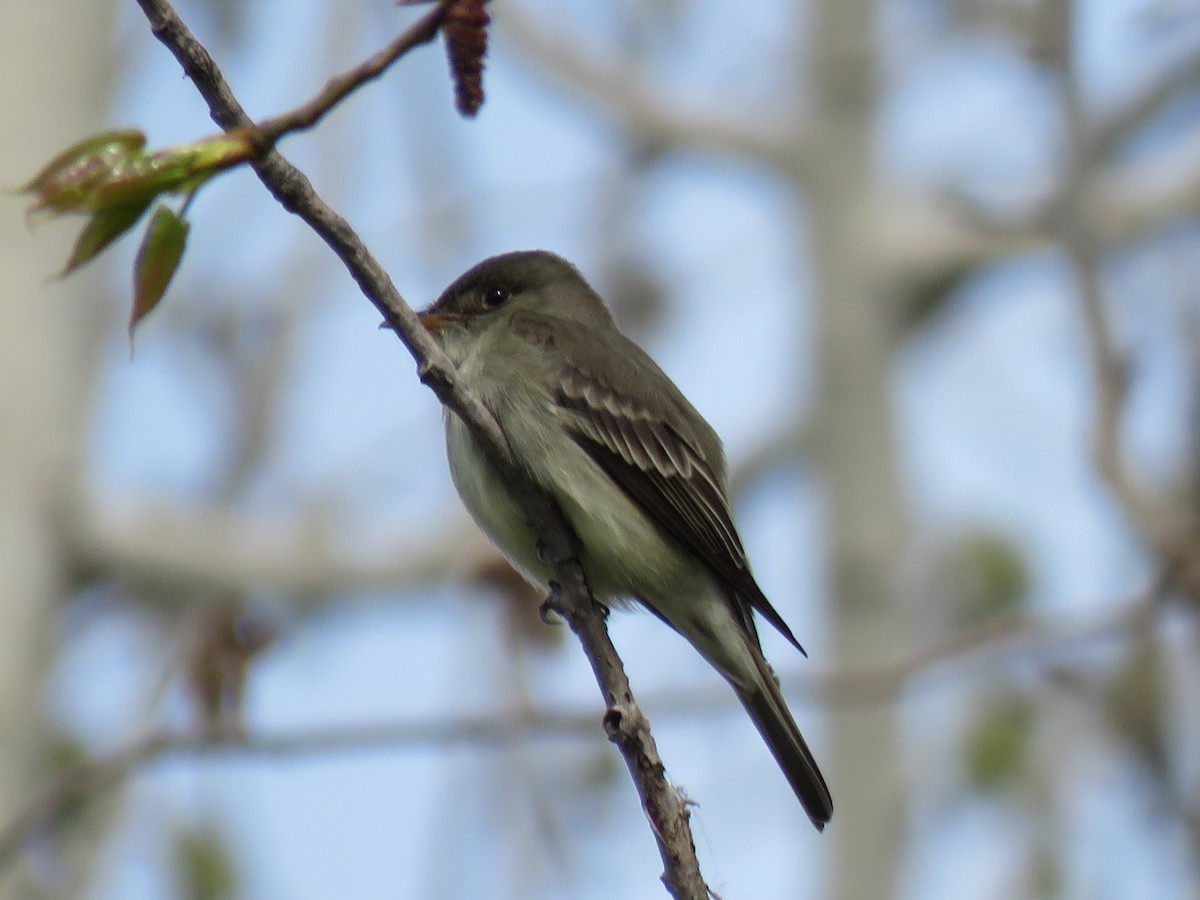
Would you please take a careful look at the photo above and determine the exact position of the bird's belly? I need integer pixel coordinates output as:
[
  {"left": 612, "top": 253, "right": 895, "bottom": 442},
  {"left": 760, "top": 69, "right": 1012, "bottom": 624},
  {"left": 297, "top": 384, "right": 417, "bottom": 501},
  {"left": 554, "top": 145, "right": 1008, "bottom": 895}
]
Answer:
[
  {"left": 446, "top": 415, "right": 550, "bottom": 589},
  {"left": 445, "top": 413, "right": 692, "bottom": 606}
]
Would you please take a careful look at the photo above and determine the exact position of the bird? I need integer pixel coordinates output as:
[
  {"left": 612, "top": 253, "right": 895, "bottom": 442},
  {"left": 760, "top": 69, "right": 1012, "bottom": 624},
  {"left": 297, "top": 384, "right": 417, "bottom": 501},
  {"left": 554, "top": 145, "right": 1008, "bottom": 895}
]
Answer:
[{"left": 418, "top": 249, "right": 832, "bottom": 830}]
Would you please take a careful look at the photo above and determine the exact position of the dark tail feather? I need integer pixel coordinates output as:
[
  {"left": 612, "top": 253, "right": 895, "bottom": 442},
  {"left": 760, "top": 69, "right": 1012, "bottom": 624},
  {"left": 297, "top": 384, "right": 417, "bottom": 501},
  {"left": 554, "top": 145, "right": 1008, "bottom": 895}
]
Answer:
[{"left": 734, "top": 667, "right": 832, "bottom": 831}]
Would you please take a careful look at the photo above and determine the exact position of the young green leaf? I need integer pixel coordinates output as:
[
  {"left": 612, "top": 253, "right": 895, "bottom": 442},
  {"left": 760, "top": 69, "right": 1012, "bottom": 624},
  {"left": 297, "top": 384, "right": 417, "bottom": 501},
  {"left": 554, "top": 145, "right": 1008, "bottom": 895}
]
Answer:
[
  {"left": 60, "top": 200, "right": 153, "bottom": 276},
  {"left": 130, "top": 205, "right": 189, "bottom": 342},
  {"left": 88, "top": 129, "right": 258, "bottom": 211},
  {"left": 20, "top": 130, "right": 145, "bottom": 193},
  {"left": 22, "top": 128, "right": 258, "bottom": 222},
  {"left": 21, "top": 130, "right": 146, "bottom": 216}
]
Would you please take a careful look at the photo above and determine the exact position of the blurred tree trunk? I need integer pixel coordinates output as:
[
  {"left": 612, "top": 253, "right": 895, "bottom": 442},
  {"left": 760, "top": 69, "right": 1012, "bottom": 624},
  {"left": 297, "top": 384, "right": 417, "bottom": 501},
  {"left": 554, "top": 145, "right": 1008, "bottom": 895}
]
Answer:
[
  {"left": 0, "top": 2, "right": 118, "bottom": 897},
  {"left": 808, "top": 0, "right": 908, "bottom": 896}
]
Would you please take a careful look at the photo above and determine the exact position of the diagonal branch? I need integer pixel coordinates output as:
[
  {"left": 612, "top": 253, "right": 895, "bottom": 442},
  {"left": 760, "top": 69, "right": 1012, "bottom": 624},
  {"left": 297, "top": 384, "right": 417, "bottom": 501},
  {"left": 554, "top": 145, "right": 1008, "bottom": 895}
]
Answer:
[
  {"left": 1053, "top": 1, "right": 1185, "bottom": 556},
  {"left": 496, "top": 0, "right": 803, "bottom": 173},
  {"left": 876, "top": 37, "right": 1200, "bottom": 302},
  {"left": 876, "top": 129, "right": 1200, "bottom": 294},
  {"left": 130, "top": 1, "right": 708, "bottom": 895},
  {"left": 1089, "top": 50, "right": 1200, "bottom": 163}
]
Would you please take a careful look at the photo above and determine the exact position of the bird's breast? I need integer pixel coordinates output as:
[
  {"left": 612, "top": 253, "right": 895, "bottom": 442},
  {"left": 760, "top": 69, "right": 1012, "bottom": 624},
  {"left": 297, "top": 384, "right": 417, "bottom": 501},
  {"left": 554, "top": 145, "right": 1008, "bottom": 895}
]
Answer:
[
  {"left": 443, "top": 404, "right": 694, "bottom": 608},
  {"left": 444, "top": 411, "right": 548, "bottom": 590}
]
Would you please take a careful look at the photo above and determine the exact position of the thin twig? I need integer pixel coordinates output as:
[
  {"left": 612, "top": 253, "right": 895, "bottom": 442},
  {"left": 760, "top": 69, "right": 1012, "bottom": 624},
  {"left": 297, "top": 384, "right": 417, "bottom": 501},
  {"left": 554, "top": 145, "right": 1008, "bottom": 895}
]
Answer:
[
  {"left": 1053, "top": 1, "right": 1182, "bottom": 554},
  {"left": 497, "top": 0, "right": 800, "bottom": 172},
  {"left": 1089, "top": 50, "right": 1200, "bottom": 162},
  {"left": 131, "top": 1, "right": 709, "bottom": 895},
  {"left": 255, "top": 6, "right": 449, "bottom": 145},
  {"left": 803, "top": 586, "right": 1161, "bottom": 706}
]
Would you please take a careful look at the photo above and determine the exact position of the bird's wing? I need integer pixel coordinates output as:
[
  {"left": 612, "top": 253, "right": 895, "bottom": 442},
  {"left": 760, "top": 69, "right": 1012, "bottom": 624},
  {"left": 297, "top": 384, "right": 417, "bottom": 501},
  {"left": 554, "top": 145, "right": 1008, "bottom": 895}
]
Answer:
[{"left": 557, "top": 363, "right": 804, "bottom": 654}]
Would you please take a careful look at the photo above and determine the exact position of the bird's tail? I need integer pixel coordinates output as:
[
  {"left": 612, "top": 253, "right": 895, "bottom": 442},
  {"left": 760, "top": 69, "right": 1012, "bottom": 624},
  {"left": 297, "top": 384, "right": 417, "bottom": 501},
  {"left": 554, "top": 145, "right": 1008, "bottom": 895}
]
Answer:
[{"left": 732, "top": 653, "right": 833, "bottom": 831}]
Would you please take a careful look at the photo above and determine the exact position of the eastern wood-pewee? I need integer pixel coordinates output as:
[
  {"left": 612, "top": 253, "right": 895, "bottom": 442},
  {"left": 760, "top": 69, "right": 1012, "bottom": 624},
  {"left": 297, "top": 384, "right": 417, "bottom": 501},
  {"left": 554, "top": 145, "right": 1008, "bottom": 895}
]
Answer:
[{"left": 419, "top": 250, "right": 832, "bottom": 830}]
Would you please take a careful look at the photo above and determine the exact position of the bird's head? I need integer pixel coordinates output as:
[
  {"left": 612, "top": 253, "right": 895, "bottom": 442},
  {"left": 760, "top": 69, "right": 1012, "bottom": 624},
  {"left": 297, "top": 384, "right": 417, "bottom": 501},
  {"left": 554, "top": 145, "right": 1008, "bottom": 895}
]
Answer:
[{"left": 419, "top": 251, "right": 613, "bottom": 362}]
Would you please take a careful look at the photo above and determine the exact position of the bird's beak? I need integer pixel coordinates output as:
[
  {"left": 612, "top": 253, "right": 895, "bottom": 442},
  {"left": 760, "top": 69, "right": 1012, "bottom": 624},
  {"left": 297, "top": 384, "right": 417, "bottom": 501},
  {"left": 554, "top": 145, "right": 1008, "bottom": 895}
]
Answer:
[
  {"left": 419, "top": 312, "right": 452, "bottom": 332},
  {"left": 377, "top": 309, "right": 460, "bottom": 332}
]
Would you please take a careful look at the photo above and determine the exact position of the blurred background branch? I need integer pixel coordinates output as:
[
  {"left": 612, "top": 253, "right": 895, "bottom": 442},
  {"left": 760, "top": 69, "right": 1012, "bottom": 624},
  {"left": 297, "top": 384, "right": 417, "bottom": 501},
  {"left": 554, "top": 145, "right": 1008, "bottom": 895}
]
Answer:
[{"left": 0, "top": 568, "right": 1167, "bottom": 878}]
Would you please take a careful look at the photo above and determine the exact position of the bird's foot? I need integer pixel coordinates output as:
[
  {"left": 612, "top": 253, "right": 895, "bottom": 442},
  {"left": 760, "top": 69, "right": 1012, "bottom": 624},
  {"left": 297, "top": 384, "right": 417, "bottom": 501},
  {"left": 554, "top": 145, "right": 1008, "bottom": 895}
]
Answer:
[
  {"left": 540, "top": 578, "right": 611, "bottom": 624},
  {"left": 539, "top": 581, "right": 565, "bottom": 625}
]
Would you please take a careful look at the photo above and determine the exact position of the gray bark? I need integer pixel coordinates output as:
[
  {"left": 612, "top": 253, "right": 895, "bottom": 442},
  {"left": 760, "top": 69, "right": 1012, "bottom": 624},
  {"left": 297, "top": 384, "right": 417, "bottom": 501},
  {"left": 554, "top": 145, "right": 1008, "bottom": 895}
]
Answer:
[
  {"left": 809, "top": 0, "right": 909, "bottom": 895},
  {"left": 0, "top": 3, "right": 119, "bottom": 896}
]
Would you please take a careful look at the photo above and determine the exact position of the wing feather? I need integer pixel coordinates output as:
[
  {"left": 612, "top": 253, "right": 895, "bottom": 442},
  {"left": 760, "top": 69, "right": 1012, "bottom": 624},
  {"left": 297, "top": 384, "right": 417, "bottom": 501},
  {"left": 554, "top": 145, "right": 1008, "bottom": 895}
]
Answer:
[{"left": 558, "top": 364, "right": 804, "bottom": 653}]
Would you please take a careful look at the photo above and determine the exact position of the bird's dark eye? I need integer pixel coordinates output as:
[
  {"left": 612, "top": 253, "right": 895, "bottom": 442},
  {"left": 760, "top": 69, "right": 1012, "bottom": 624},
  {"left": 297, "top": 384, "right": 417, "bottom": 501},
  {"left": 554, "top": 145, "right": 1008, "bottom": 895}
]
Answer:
[{"left": 482, "top": 286, "right": 509, "bottom": 309}]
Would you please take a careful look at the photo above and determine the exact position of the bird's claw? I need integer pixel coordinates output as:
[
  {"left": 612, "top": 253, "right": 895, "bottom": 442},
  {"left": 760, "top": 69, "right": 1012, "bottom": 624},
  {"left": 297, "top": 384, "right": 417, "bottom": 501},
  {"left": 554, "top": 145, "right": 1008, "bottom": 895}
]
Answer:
[{"left": 539, "top": 582, "right": 565, "bottom": 625}]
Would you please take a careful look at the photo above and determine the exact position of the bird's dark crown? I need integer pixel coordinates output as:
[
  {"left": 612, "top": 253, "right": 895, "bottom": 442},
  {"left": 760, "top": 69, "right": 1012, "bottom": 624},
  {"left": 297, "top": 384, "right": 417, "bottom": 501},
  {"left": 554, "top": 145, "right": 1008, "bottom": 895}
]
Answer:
[
  {"left": 445, "top": 250, "right": 581, "bottom": 298},
  {"left": 426, "top": 250, "right": 609, "bottom": 325}
]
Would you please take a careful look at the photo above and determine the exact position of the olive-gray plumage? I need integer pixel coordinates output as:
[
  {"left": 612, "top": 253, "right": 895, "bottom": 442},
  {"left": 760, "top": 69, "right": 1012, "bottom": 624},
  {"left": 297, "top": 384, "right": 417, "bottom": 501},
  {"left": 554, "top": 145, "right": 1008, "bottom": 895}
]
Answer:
[{"left": 420, "top": 250, "right": 832, "bottom": 829}]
